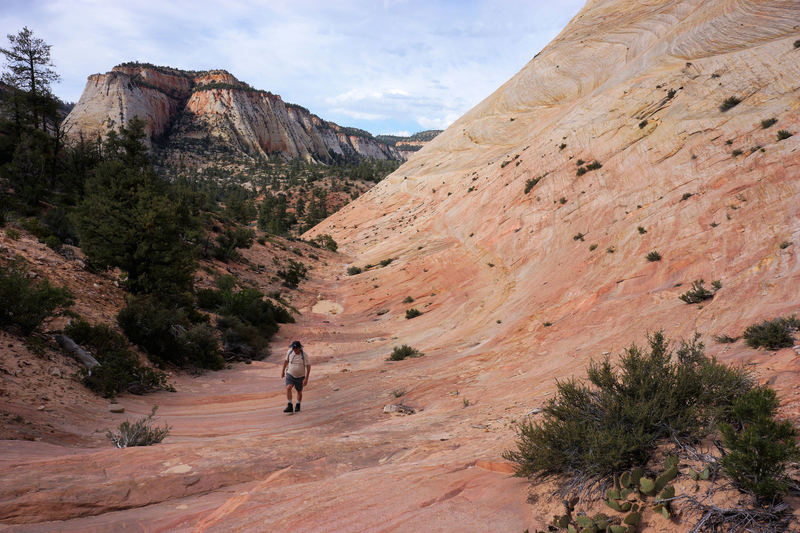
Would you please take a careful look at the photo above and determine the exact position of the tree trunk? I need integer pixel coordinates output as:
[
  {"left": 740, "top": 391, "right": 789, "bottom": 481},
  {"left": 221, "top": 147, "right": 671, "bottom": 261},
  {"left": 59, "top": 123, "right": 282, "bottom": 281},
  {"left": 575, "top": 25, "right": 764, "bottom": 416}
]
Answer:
[{"left": 55, "top": 334, "right": 100, "bottom": 369}]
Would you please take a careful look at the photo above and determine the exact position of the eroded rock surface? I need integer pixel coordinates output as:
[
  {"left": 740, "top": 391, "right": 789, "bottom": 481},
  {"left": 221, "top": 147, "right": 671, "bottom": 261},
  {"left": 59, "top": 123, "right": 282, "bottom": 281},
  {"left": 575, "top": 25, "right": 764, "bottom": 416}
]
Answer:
[{"left": 63, "top": 64, "right": 401, "bottom": 162}]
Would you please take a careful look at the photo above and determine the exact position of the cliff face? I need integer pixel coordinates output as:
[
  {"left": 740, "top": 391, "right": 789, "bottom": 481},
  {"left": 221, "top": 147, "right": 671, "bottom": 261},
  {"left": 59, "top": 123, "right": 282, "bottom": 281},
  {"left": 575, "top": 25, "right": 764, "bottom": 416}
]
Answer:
[
  {"left": 62, "top": 64, "right": 401, "bottom": 162},
  {"left": 310, "top": 0, "right": 800, "bottom": 411}
]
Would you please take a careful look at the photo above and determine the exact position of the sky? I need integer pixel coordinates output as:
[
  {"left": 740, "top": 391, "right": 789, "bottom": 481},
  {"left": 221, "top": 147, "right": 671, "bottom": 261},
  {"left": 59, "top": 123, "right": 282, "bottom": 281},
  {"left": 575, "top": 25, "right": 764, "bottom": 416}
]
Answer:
[{"left": 0, "top": 0, "right": 584, "bottom": 136}]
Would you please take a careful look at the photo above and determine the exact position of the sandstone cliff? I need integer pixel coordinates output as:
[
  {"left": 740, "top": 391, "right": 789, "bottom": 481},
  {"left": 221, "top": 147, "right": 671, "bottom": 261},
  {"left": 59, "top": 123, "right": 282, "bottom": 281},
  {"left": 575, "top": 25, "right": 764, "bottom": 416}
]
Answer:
[{"left": 62, "top": 63, "right": 401, "bottom": 162}]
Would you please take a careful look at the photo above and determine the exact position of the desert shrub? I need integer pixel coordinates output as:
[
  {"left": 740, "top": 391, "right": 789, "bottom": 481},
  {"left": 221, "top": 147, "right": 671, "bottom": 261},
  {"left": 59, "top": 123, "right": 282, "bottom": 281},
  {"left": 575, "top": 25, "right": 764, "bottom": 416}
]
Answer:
[
  {"left": 638, "top": 226, "right": 647, "bottom": 234},
  {"left": 576, "top": 167, "right": 587, "bottom": 176},
  {"left": 5, "top": 228, "right": 20, "bottom": 240},
  {"left": 679, "top": 279, "right": 716, "bottom": 304},
  {"left": 118, "top": 296, "right": 224, "bottom": 369},
  {"left": 732, "top": 149, "right": 743, "bottom": 157},
  {"left": 196, "top": 288, "right": 225, "bottom": 310},
  {"left": 66, "top": 319, "right": 171, "bottom": 397},
  {"left": 779, "top": 240, "right": 791, "bottom": 249},
  {"left": 742, "top": 316, "right": 799, "bottom": 350},
  {"left": 217, "top": 316, "right": 269, "bottom": 359},
  {"left": 559, "top": 197, "right": 567, "bottom": 204},
  {"left": 107, "top": 406, "right": 170, "bottom": 448},
  {"left": 347, "top": 266, "right": 362, "bottom": 275},
  {"left": 667, "top": 88, "right": 676, "bottom": 99},
  {"left": 720, "top": 96, "right": 741, "bottom": 112},
  {"left": 379, "top": 258, "right": 393, "bottom": 267},
  {"left": 210, "top": 226, "right": 254, "bottom": 262},
  {"left": 524, "top": 176, "right": 542, "bottom": 194},
  {"left": 504, "top": 332, "right": 751, "bottom": 490},
  {"left": 681, "top": 192, "right": 693, "bottom": 201},
  {"left": 776, "top": 130, "right": 792, "bottom": 141},
  {"left": 559, "top": 143, "right": 566, "bottom": 150},
  {"left": 20, "top": 216, "right": 52, "bottom": 241},
  {"left": 573, "top": 233, "right": 585, "bottom": 241},
  {"left": 761, "top": 118, "right": 777, "bottom": 129},
  {"left": 402, "top": 296, "right": 414, "bottom": 304},
  {"left": 277, "top": 259, "right": 307, "bottom": 288},
  {"left": 0, "top": 260, "right": 74, "bottom": 334},
  {"left": 720, "top": 386, "right": 799, "bottom": 501},
  {"left": 388, "top": 344, "right": 424, "bottom": 361},
  {"left": 646, "top": 251, "right": 662, "bottom": 262},
  {"left": 43, "top": 207, "right": 78, "bottom": 245},
  {"left": 639, "top": 120, "right": 648, "bottom": 129},
  {"left": 589, "top": 244, "right": 598, "bottom": 251},
  {"left": 197, "top": 283, "right": 292, "bottom": 360},
  {"left": 405, "top": 308, "right": 422, "bottom": 319},
  {"left": 586, "top": 161, "right": 602, "bottom": 171},
  {"left": 310, "top": 233, "right": 338, "bottom": 252}
]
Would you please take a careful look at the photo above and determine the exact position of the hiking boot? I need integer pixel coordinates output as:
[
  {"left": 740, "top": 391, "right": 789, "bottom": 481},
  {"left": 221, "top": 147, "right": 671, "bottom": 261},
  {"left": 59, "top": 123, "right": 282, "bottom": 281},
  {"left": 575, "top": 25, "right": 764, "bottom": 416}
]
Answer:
[
  {"left": 295, "top": 403, "right": 301, "bottom": 412},
  {"left": 283, "top": 402, "right": 293, "bottom": 413}
]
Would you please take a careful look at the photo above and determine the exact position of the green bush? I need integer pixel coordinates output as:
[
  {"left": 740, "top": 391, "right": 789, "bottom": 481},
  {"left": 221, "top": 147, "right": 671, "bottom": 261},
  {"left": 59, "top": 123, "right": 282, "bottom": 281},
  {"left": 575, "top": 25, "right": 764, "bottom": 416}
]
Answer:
[
  {"left": 65, "top": 319, "right": 171, "bottom": 397},
  {"left": 405, "top": 308, "right": 422, "bottom": 319},
  {"left": 720, "top": 96, "right": 741, "bottom": 112},
  {"left": 196, "top": 283, "right": 293, "bottom": 360},
  {"left": 210, "top": 226, "right": 254, "bottom": 262},
  {"left": 347, "top": 266, "right": 362, "bottom": 275},
  {"left": 388, "top": 344, "right": 424, "bottom": 361},
  {"left": 107, "top": 406, "right": 170, "bottom": 448},
  {"left": 720, "top": 387, "right": 799, "bottom": 501},
  {"left": 646, "top": 251, "right": 661, "bottom": 262},
  {"left": 118, "top": 296, "right": 224, "bottom": 369},
  {"left": 761, "top": 118, "right": 777, "bottom": 129},
  {"left": 776, "top": 130, "right": 792, "bottom": 141},
  {"left": 742, "top": 316, "right": 799, "bottom": 350},
  {"left": 0, "top": 260, "right": 73, "bottom": 334},
  {"left": 637, "top": 226, "right": 647, "bottom": 235},
  {"left": 310, "top": 233, "right": 338, "bottom": 251},
  {"left": 679, "top": 279, "right": 716, "bottom": 304},
  {"left": 504, "top": 332, "right": 751, "bottom": 489},
  {"left": 524, "top": 176, "right": 542, "bottom": 194},
  {"left": 402, "top": 296, "right": 414, "bottom": 304},
  {"left": 277, "top": 259, "right": 307, "bottom": 288}
]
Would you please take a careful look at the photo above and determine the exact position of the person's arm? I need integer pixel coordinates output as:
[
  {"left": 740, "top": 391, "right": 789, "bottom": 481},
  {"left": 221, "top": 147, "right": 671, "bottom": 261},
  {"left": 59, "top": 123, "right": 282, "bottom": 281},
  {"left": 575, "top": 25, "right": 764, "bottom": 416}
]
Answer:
[
  {"left": 303, "top": 362, "right": 310, "bottom": 385},
  {"left": 281, "top": 359, "right": 288, "bottom": 378}
]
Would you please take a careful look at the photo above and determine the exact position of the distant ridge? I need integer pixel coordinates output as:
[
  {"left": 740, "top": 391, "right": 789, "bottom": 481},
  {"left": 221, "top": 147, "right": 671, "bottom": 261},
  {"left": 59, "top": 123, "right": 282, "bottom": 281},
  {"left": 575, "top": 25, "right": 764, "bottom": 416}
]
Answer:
[{"left": 63, "top": 62, "right": 402, "bottom": 164}]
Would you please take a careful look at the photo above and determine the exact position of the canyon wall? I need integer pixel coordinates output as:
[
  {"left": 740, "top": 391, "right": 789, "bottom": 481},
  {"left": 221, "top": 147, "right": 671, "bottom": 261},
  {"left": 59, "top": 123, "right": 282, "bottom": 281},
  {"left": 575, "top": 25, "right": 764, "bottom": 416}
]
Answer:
[{"left": 63, "top": 64, "right": 401, "bottom": 162}]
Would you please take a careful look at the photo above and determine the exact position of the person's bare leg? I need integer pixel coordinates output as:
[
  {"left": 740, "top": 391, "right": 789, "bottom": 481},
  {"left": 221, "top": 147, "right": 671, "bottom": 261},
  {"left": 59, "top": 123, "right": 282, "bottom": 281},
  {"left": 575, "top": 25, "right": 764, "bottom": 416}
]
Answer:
[
  {"left": 297, "top": 390, "right": 303, "bottom": 402},
  {"left": 286, "top": 385, "right": 293, "bottom": 402}
]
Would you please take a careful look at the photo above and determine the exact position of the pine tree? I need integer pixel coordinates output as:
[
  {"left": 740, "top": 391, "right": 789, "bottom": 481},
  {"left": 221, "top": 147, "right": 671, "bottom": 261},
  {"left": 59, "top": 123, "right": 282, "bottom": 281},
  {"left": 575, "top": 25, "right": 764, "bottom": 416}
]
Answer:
[
  {"left": 0, "top": 27, "right": 60, "bottom": 131},
  {"left": 73, "top": 119, "right": 200, "bottom": 296}
]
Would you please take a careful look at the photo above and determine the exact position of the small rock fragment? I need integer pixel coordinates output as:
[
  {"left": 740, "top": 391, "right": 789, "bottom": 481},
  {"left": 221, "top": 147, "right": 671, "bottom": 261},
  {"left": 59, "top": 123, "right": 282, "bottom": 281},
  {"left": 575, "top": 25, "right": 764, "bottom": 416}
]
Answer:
[{"left": 383, "top": 404, "right": 415, "bottom": 415}]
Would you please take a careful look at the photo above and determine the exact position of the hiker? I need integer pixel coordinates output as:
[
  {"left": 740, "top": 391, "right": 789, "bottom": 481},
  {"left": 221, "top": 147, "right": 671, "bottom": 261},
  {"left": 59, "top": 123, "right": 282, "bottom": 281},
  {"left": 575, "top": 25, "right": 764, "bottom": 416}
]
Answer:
[{"left": 281, "top": 340, "right": 310, "bottom": 413}]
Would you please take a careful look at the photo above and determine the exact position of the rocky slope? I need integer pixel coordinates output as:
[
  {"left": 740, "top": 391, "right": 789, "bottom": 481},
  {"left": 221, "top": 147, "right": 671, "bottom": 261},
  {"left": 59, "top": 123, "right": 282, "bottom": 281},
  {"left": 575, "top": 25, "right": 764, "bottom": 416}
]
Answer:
[
  {"left": 62, "top": 63, "right": 402, "bottom": 163},
  {"left": 376, "top": 130, "right": 442, "bottom": 159},
  {"left": 3, "top": 0, "right": 800, "bottom": 531}
]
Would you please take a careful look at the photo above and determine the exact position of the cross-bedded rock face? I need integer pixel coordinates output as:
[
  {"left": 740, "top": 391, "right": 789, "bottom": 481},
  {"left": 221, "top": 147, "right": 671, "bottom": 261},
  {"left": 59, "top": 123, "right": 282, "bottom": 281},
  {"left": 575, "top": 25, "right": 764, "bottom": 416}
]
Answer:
[{"left": 63, "top": 64, "right": 402, "bottom": 162}]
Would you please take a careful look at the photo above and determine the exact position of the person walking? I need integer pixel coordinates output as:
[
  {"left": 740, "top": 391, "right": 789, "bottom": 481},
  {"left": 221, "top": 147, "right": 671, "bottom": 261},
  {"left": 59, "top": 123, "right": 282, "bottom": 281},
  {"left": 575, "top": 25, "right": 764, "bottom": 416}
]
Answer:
[{"left": 281, "top": 340, "right": 310, "bottom": 413}]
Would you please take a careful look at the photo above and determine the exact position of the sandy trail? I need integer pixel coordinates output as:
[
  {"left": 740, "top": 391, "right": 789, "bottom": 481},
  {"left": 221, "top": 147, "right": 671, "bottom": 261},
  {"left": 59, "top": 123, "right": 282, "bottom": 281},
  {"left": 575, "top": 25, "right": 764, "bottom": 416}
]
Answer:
[{"left": 0, "top": 260, "right": 537, "bottom": 532}]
